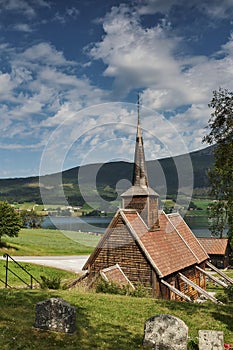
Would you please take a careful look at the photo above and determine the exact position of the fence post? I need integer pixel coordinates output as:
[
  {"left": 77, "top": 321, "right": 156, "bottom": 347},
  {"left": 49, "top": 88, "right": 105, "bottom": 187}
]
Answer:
[{"left": 5, "top": 254, "right": 8, "bottom": 288}]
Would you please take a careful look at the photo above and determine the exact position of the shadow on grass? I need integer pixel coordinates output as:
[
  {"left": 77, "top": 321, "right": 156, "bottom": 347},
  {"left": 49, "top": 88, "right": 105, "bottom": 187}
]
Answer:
[
  {"left": 5, "top": 290, "right": 232, "bottom": 350},
  {"left": 0, "top": 241, "right": 18, "bottom": 251},
  {"left": 0, "top": 290, "right": 145, "bottom": 350},
  {"left": 211, "top": 303, "right": 233, "bottom": 332}
]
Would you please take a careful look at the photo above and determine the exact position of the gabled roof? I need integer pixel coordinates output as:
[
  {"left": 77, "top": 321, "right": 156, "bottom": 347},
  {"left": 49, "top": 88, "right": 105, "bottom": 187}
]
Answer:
[
  {"left": 198, "top": 237, "right": 230, "bottom": 255},
  {"left": 100, "top": 264, "right": 135, "bottom": 289},
  {"left": 168, "top": 213, "right": 208, "bottom": 263},
  {"left": 83, "top": 209, "right": 209, "bottom": 278}
]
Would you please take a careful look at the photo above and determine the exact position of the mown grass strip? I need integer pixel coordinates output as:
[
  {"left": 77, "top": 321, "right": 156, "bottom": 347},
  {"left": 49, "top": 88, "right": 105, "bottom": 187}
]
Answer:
[{"left": 0, "top": 228, "right": 99, "bottom": 256}]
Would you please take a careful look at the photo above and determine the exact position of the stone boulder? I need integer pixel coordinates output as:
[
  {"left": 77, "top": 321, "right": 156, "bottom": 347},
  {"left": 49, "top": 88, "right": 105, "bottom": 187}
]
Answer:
[
  {"left": 35, "top": 297, "right": 76, "bottom": 334},
  {"left": 143, "top": 314, "right": 188, "bottom": 350},
  {"left": 198, "top": 330, "right": 224, "bottom": 350}
]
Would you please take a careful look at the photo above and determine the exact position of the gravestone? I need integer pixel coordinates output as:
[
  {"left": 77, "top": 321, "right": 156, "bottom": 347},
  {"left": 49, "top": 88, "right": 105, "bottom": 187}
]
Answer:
[
  {"left": 143, "top": 314, "right": 188, "bottom": 350},
  {"left": 199, "top": 330, "right": 224, "bottom": 350},
  {"left": 35, "top": 297, "right": 76, "bottom": 333}
]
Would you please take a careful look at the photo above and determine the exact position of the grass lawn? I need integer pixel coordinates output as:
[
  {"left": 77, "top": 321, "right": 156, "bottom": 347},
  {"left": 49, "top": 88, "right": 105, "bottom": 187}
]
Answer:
[
  {"left": 0, "top": 288, "right": 232, "bottom": 350},
  {"left": 0, "top": 260, "right": 77, "bottom": 289},
  {"left": 0, "top": 227, "right": 232, "bottom": 349},
  {"left": 0, "top": 228, "right": 100, "bottom": 256},
  {"left": 190, "top": 199, "right": 211, "bottom": 216}
]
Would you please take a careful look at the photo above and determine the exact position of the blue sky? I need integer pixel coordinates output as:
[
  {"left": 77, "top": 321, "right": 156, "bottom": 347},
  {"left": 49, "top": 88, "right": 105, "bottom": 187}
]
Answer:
[{"left": 1, "top": 0, "right": 233, "bottom": 178}]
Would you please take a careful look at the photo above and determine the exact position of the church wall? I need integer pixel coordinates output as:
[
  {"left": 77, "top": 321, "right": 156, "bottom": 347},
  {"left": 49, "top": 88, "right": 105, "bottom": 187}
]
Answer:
[
  {"left": 160, "top": 262, "right": 206, "bottom": 301},
  {"left": 89, "top": 217, "right": 154, "bottom": 291},
  {"left": 123, "top": 195, "right": 158, "bottom": 228}
]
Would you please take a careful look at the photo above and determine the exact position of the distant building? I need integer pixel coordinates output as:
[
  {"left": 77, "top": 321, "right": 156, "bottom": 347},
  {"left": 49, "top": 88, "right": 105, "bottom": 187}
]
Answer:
[
  {"left": 82, "top": 100, "right": 209, "bottom": 301},
  {"left": 198, "top": 237, "right": 232, "bottom": 269}
]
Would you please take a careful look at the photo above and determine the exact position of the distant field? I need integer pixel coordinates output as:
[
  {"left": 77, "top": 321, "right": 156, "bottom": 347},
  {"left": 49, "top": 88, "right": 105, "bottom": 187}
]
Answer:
[{"left": 0, "top": 228, "right": 100, "bottom": 256}]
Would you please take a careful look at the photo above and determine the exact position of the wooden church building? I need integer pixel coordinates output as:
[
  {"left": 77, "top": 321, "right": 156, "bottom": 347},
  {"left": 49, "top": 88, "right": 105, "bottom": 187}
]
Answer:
[{"left": 82, "top": 103, "right": 210, "bottom": 302}]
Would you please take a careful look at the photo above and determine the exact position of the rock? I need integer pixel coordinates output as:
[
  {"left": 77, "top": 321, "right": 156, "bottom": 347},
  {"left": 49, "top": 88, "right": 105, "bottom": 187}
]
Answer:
[
  {"left": 199, "top": 330, "right": 224, "bottom": 350},
  {"left": 143, "top": 314, "right": 188, "bottom": 350},
  {"left": 35, "top": 297, "right": 76, "bottom": 334}
]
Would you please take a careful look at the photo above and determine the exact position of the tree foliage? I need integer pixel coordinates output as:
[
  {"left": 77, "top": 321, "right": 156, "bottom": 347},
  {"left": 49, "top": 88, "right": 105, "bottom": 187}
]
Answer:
[
  {"left": 203, "top": 88, "right": 233, "bottom": 241},
  {"left": 20, "top": 210, "right": 43, "bottom": 228},
  {"left": 0, "top": 201, "right": 22, "bottom": 243}
]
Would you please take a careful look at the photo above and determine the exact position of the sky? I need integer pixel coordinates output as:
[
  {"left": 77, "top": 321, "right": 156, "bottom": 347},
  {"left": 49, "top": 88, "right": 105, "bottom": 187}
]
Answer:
[{"left": 1, "top": 0, "right": 233, "bottom": 179}]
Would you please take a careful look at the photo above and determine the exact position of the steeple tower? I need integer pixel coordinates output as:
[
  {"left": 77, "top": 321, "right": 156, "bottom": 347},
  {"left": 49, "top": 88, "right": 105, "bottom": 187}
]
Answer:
[
  {"left": 132, "top": 94, "right": 149, "bottom": 188},
  {"left": 121, "top": 95, "right": 159, "bottom": 229}
]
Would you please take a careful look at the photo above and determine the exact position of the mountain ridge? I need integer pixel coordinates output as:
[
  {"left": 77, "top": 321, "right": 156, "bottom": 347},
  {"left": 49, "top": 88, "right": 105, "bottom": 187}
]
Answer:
[{"left": 0, "top": 145, "right": 214, "bottom": 204}]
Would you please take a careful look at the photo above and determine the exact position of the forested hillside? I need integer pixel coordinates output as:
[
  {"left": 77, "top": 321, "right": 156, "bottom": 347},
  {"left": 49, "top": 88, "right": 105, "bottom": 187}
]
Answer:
[{"left": 0, "top": 146, "right": 214, "bottom": 205}]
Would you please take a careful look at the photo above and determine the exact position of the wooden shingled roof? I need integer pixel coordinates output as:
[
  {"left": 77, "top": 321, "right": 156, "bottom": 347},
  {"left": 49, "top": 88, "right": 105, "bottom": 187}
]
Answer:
[
  {"left": 198, "top": 237, "right": 230, "bottom": 255},
  {"left": 100, "top": 264, "right": 135, "bottom": 289},
  {"left": 83, "top": 209, "right": 209, "bottom": 278}
]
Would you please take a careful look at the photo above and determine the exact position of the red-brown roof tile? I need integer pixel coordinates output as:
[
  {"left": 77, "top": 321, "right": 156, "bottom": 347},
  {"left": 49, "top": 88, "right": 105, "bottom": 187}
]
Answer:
[
  {"left": 83, "top": 209, "right": 209, "bottom": 277},
  {"left": 198, "top": 238, "right": 229, "bottom": 255},
  {"left": 124, "top": 211, "right": 208, "bottom": 277},
  {"left": 168, "top": 213, "right": 208, "bottom": 263},
  {"left": 101, "top": 264, "right": 134, "bottom": 289}
]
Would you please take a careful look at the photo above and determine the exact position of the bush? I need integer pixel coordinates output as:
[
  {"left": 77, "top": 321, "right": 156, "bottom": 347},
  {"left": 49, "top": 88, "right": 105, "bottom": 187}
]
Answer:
[
  {"left": 40, "top": 275, "right": 61, "bottom": 289},
  {"left": 130, "top": 283, "right": 149, "bottom": 298},
  {"left": 216, "top": 292, "right": 229, "bottom": 304},
  {"left": 96, "top": 278, "right": 149, "bottom": 297},
  {"left": 216, "top": 285, "right": 233, "bottom": 304},
  {"left": 224, "top": 285, "right": 233, "bottom": 302},
  {"left": 96, "top": 279, "right": 127, "bottom": 295}
]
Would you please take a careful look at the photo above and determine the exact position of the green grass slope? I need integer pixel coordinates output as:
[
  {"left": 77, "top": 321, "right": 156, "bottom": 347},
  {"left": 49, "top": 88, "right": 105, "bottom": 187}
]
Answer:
[
  {"left": 0, "top": 289, "right": 232, "bottom": 350},
  {"left": 0, "top": 228, "right": 99, "bottom": 256}
]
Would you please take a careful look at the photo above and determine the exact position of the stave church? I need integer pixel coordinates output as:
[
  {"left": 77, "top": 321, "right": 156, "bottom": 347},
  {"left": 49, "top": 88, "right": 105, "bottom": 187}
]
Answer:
[{"left": 82, "top": 101, "right": 213, "bottom": 302}]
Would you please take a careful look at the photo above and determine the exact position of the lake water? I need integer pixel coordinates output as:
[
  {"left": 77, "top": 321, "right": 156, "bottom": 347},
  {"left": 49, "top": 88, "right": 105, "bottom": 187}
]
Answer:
[{"left": 41, "top": 215, "right": 223, "bottom": 238}]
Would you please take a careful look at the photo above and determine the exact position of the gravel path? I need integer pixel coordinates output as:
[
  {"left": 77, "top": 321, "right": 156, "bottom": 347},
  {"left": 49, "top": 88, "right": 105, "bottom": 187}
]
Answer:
[{"left": 0, "top": 255, "right": 89, "bottom": 273}]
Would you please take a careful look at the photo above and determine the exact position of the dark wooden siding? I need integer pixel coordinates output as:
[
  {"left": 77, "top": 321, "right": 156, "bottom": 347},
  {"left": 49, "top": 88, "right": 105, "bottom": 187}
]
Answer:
[
  {"left": 209, "top": 251, "right": 232, "bottom": 269},
  {"left": 160, "top": 262, "right": 206, "bottom": 301},
  {"left": 124, "top": 195, "right": 158, "bottom": 228},
  {"left": 90, "top": 215, "right": 153, "bottom": 290}
]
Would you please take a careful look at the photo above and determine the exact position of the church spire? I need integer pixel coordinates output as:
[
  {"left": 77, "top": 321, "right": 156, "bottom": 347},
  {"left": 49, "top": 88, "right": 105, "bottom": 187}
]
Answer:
[
  {"left": 132, "top": 93, "right": 149, "bottom": 187},
  {"left": 121, "top": 94, "right": 160, "bottom": 229}
]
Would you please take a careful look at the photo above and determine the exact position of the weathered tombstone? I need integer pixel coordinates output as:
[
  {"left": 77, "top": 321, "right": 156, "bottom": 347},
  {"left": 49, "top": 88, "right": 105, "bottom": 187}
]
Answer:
[
  {"left": 198, "top": 330, "right": 224, "bottom": 350},
  {"left": 35, "top": 297, "right": 76, "bottom": 333},
  {"left": 143, "top": 314, "right": 188, "bottom": 350}
]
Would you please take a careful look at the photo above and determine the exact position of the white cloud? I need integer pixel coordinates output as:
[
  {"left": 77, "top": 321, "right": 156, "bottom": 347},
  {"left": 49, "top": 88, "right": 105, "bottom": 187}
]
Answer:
[
  {"left": 90, "top": 5, "right": 184, "bottom": 97},
  {"left": 0, "top": 72, "right": 15, "bottom": 99},
  {"left": 19, "top": 43, "right": 72, "bottom": 66},
  {"left": 12, "top": 23, "right": 33, "bottom": 32},
  {"left": 0, "top": 0, "right": 50, "bottom": 17},
  {"left": 90, "top": 3, "right": 233, "bottom": 109},
  {"left": 136, "top": 0, "right": 176, "bottom": 15},
  {"left": 85, "top": 2, "right": 233, "bottom": 158},
  {"left": 52, "top": 6, "right": 80, "bottom": 24},
  {"left": 136, "top": 0, "right": 233, "bottom": 19},
  {"left": 0, "top": 39, "right": 107, "bottom": 155}
]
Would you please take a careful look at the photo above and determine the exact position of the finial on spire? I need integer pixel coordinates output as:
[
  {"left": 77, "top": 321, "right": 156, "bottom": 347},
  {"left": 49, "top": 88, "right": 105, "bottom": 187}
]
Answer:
[{"left": 137, "top": 92, "right": 141, "bottom": 122}]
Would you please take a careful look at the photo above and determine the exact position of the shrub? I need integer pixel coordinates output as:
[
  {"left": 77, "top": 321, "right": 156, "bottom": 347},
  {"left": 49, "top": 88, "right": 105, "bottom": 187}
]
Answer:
[
  {"left": 224, "top": 285, "right": 233, "bottom": 302},
  {"left": 96, "top": 279, "right": 126, "bottom": 295},
  {"left": 130, "top": 283, "right": 149, "bottom": 298},
  {"left": 216, "top": 285, "right": 233, "bottom": 304},
  {"left": 40, "top": 275, "right": 61, "bottom": 289},
  {"left": 96, "top": 278, "right": 149, "bottom": 297}
]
